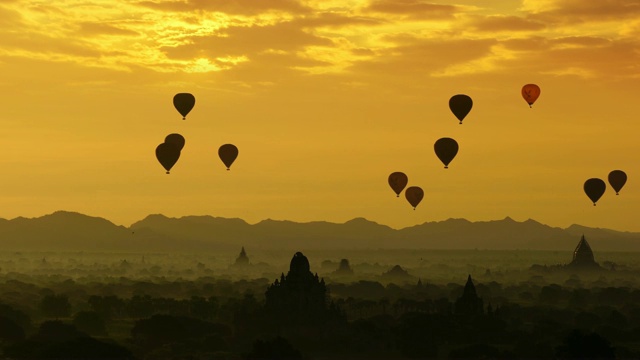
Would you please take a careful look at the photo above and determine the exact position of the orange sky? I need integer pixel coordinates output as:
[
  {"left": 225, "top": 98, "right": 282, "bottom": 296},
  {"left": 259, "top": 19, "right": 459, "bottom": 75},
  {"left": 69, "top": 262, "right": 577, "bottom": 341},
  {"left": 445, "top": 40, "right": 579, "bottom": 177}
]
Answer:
[{"left": 1, "top": 0, "right": 639, "bottom": 231}]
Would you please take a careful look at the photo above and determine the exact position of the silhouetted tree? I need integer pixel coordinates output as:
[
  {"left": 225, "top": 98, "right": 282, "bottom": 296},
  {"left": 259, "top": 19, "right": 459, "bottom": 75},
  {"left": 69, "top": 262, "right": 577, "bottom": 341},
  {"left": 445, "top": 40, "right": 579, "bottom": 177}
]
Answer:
[
  {"left": 245, "top": 336, "right": 302, "bottom": 359},
  {"left": 396, "top": 313, "right": 438, "bottom": 358},
  {"left": 39, "top": 294, "right": 71, "bottom": 318},
  {"left": 88, "top": 295, "right": 125, "bottom": 319},
  {"left": 0, "top": 303, "right": 32, "bottom": 333},
  {"left": 556, "top": 330, "right": 615, "bottom": 359},
  {"left": 0, "top": 315, "right": 25, "bottom": 344},
  {"left": 448, "top": 343, "right": 510, "bottom": 359},
  {"left": 73, "top": 311, "right": 107, "bottom": 336}
]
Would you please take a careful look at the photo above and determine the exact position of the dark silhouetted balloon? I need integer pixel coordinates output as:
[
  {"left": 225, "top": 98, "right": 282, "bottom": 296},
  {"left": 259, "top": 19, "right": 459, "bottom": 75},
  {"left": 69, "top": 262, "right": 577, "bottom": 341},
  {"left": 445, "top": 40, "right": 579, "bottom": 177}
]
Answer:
[
  {"left": 584, "top": 178, "right": 606, "bottom": 205},
  {"left": 173, "top": 93, "right": 195, "bottom": 120},
  {"left": 521, "top": 84, "right": 540, "bottom": 108},
  {"left": 388, "top": 172, "right": 408, "bottom": 197},
  {"left": 608, "top": 170, "right": 627, "bottom": 195},
  {"left": 449, "top": 94, "right": 473, "bottom": 124},
  {"left": 156, "top": 142, "right": 181, "bottom": 174},
  {"left": 164, "top": 133, "right": 185, "bottom": 151},
  {"left": 405, "top": 186, "right": 424, "bottom": 210},
  {"left": 434, "top": 137, "right": 459, "bottom": 169},
  {"left": 218, "top": 144, "right": 238, "bottom": 170}
]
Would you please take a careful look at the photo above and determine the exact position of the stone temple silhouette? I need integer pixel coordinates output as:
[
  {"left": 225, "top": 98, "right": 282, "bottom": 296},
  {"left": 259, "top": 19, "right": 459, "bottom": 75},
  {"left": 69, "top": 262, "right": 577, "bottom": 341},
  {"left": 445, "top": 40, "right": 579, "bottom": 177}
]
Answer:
[
  {"left": 265, "top": 252, "right": 343, "bottom": 326},
  {"left": 332, "top": 259, "right": 353, "bottom": 275},
  {"left": 568, "top": 235, "right": 601, "bottom": 269},
  {"left": 454, "top": 275, "right": 484, "bottom": 316},
  {"left": 234, "top": 246, "right": 250, "bottom": 266}
]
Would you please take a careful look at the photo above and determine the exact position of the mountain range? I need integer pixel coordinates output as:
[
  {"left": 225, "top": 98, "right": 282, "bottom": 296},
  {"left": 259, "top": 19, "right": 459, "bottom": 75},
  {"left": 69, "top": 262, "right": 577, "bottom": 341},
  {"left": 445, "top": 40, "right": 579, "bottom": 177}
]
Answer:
[{"left": 0, "top": 211, "right": 638, "bottom": 252}]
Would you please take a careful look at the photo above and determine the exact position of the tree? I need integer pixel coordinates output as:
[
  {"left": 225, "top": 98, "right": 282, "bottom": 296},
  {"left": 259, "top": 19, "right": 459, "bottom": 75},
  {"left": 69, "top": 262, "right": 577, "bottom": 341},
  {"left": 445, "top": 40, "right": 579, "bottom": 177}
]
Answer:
[
  {"left": 39, "top": 294, "right": 71, "bottom": 318},
  {"left": 244, "top": 337, "right": 302, "bottom": 359},
  {"left": 0, "top": 315, "right": 25, "bottom": 343},
  {"left": 73, "top": 311, "right": 107, "bottom": 336},
  {"left": 556, "top": 330, "right": 615, "bottom": 359}
]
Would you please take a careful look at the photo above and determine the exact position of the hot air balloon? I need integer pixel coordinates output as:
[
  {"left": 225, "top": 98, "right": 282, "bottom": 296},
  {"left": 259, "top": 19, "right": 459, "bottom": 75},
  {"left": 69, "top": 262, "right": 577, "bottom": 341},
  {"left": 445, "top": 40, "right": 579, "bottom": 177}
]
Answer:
[
  {"left": 388, "top": 172, "right": 408, "bottom": 197},
  {"left": 608, "top": 170, "right": 627, "bottom": 195},
  {"left": 521, "top": 84, "right": 540, "bottom": 108},
  {"left": 405, "top": 186, "right": 424, "bottom": 210},
  {"left": 434, "top": 138, "right": 459, "bottom": 169},
  {"left": 173, "top": 93, "right": 195, "bottom": 120},
  {"left": 156, "top": 142, "right": 181, "bottom": 174},
  {"left": 218, "top": 144, "right": 238, "bottom": 170},
  {"left": 449, "top": 94, "right": 473, "bottom": 124},
  {"left": 584, "top": 178, "right": 606, "bottom": 205},
  {"left": 164, "top": 133, "right": 185, "bottom": 151}
]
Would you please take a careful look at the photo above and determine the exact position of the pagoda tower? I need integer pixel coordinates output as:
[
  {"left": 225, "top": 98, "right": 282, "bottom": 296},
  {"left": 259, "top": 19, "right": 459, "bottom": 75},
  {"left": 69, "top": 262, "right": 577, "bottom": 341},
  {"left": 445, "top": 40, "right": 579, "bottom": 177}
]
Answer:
[
  {"left": 454, "top": 275, "right": 484, "bottom": 316},
  {"left": 569, "top": 235, "right": 600, "bottom": 269}
]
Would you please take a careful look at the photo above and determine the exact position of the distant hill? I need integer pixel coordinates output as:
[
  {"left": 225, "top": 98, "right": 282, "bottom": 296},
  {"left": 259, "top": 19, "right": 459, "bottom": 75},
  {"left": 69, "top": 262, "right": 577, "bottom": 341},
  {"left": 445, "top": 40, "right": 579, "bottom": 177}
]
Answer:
[{"left": 0, "top": 211, "right": 638, "bottom": 252}]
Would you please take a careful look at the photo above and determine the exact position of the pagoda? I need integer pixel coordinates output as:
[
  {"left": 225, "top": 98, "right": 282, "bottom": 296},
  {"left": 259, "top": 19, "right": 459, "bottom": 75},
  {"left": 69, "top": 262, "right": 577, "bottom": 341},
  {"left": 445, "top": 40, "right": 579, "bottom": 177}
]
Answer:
[
  {"left": 235, "top": 246, "right": 250, "bottom": 266},
  {"left": 454, "top": 275, "right": 484, "bottom": 316},
  {"left": 332, "top": 259, "right": 354, "bottom": 275},
  {"left": 568, "top": 235, "right": 601, "bottom": 269},
  {"left": 265, "top": 252, "right": 343, "bottom": 326}
]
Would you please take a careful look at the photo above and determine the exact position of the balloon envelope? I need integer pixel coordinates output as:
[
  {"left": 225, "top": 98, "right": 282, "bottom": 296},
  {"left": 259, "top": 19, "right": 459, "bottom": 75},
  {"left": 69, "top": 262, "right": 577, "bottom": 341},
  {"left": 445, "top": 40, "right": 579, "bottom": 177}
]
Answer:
[
  {"left": 164, "top": 133, "right": 185, "bottom": 151},
  {"left": 608, "top": 170, "right": 627, "bottom": 195},
  {"left": 388, "top": 172, "right": 408, "bottom": 197},
  {"left": 156, "top": 142, "right": 181, "bottom": 174},
  {"left": 405, "top": 186, "right": 424, "bottom": 210},
  {"left": 449, "top": 94, "right": 473, "bottom": 124},
  {"left": 173, "top": 93, "right": 195, "bottom": 119},
  {"left": 218, "top": 144, "right": 239, "bottom": 170},
  {"left": 434, "top": 138, "right": 459, "bottom": 168},
  {"left": 521, "top": 84, "right": 540, "bottom": 107},
  {"left": 584, "top": 178, "right": 606, "bottom": 205}
]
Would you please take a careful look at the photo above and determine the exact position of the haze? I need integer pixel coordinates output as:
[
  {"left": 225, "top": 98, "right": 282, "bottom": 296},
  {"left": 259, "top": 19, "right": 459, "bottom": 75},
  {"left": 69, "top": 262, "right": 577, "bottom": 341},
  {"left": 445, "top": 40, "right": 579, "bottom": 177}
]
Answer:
[{"left": 1, "top": 0, "right": 639, "bottom": 231}]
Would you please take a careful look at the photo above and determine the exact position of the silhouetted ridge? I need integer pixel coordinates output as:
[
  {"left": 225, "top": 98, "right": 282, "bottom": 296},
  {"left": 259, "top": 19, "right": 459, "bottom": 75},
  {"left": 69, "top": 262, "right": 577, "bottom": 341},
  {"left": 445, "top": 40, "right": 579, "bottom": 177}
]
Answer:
[{"left": 1, "top": 211, "right": 639, "bottom": 251}]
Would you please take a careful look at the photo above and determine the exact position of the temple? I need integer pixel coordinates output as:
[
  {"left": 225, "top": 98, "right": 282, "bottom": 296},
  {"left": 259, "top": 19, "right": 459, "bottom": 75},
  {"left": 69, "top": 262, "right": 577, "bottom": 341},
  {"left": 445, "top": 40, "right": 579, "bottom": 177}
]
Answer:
[
  {"left": 382, "top": 265, "right": 413, "bottom": 281},
  {"left": 265, "top": 252, "right": 332, "bottom": 323},
  {"left": 568, "top": 235, "right": 601, "bottom": 269},
  {"left": 454, "top": 275, "right": 484, "bottom": 316},
  {"left": 332, "top": 259, "right": 354, "bottom": 275},
  {"left": 234, "top": 246, "right": 250, "bottom": 266}
]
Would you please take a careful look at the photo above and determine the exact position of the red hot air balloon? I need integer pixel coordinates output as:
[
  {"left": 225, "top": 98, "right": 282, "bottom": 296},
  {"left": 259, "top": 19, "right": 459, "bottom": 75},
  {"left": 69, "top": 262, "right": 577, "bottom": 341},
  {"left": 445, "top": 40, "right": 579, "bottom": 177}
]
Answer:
[
  {"left": 608, "top": 170, "right": 627, "bottom": 195},
  {"left": 449, "top": 94, "right": 473, "bottom": 124},
  {"left": 584, "top": 178, "right": 606, "bottom": 205},
  {"left": 218, "top": 144, "right": 238, "bottom": 170},
  {"left": 156, "top": 142, "right": 181, "bottom": 174},
  {"left": 388, "top": 172, "right": 408, "bottom": 197},
  {"left": 405, "top": 186, "right": 424, "bottom": 210},
  {"left": 173, "top": 93, "right": 195, "bottom": 120},
  {"left": 521, "top": 84, "right": 540, "bottom": 108},
  {"left": 434, "top": 138, "right": 459, "bottom": 169}
]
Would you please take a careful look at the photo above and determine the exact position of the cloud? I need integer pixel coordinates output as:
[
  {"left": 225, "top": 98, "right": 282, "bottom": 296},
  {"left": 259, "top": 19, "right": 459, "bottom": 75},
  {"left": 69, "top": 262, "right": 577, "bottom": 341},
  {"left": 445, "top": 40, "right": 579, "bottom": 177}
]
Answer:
[
  {"left": 348, "top": 35, "right": 497, "bottom": 78},
  {"left": 526, "top": 0, "right": 640, "bottom": 23},
  {"left": 77, "top": 23, "right": 140, "bottom": 37},
  {"left": 161, "top": 21, "right": 333, "bottom": 60},
  {"left": 498, "top": 36, "right": 640, "bottom": 79},
  {"left": 136, "top": 0, "right": 311, "bottom": 15},
  {"left": 470, "top": 15, "right": 546, "bottom": 32},
  {"left": 364, "top": 0, "right": 459, "bottom": 20},
  {"left": 0, "top": 5, "right": 22, "bottom": 27}
]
